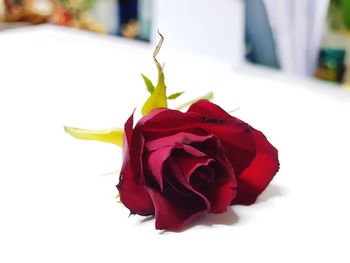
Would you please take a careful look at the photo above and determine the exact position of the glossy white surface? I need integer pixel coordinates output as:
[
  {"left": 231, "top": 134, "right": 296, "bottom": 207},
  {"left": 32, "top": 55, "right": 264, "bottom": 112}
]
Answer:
[{"left": 0, "top": 25, "right": 350, "bottom": 263}]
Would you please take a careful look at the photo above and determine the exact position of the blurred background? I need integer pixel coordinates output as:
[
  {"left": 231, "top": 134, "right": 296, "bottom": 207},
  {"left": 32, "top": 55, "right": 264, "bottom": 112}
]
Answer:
[{"left": 0, "top": 0, "right": 349, "bottom": 86}]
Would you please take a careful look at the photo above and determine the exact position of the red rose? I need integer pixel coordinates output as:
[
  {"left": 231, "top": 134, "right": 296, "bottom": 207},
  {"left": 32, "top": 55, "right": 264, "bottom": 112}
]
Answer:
[{"left": 117, "top": 100, "right": 279, "bottom": 230}]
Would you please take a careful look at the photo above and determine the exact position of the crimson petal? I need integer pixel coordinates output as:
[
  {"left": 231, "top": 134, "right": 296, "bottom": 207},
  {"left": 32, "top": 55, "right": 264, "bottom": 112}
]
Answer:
[
  {"left": 173, "top": 153, "right": 214, "bottom": 183},
  {"left": 231, "top": 129, "right": 279, "bottom": 205},
  {"left": 192, "top": 150, "right": 237, "bottom": 213},
  {"left": 187, "top": 99, "right": 232, "bottom": 119},
  {"left": 146, "top": 187, "right": 206, "bottom": 231},
  {"left": 167, "top": 157, "right": 211, "bottom": 210},
  {"left": 146, "top": 146, "right": 173, "bottom": 190},
  {"left": 118, "top": 164, "right": 155, "bottom": 215},
  {"left": 144, "top": 132, "right": 214, "bottom": 152},
  {"left": 117, "top": 113, "right": 154, "bottom": 215},
  {"left": 188, "top": 100, "right": 279, "bottom": 205}
]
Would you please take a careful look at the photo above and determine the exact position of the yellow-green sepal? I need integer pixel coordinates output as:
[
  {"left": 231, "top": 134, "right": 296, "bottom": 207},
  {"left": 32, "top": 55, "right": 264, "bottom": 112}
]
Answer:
[
  {"left": 167, "top": 91, "right": 184, "bottom": 100},
  {"left": 141, "top": 73, "right": 155, "bottom": 94},
  {"left": 64, "top": 126, "right": 124, "bottom": 147},
  {"left": 141, "top": 33, "right": 168, "bottom": 116}
]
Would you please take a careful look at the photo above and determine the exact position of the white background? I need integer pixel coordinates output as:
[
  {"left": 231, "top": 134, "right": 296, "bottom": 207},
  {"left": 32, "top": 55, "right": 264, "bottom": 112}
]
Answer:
[
  {"left": 153, "top": 0, "right": 244, "bottom": 66},
  {"left": 1, "top": 26, "right": 350, "bottom": 262}
]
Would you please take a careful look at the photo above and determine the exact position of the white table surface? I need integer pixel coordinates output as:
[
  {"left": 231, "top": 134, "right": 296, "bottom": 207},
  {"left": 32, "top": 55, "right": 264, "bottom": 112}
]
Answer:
[{"left": 1, "top": 25, "right": 350, "bottom": 263}]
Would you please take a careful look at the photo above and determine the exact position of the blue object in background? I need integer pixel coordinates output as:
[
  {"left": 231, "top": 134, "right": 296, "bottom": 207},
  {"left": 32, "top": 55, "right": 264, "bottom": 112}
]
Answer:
[
  {"left": 245, "top": 0, "right": 280, "bottom": 68},
  {"left": 119, "top": 0, "right": 138, "bottom": 35},
  {"left": 118, "top": 0, "right": 152, "bottom": 41}
]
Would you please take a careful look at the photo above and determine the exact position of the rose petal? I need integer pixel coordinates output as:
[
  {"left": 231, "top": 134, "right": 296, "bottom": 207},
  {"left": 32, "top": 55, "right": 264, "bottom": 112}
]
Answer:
[
  {"left": 188, "top": 100, "right": 279, "bottom": 204},
  {"left": 146, "top": 187, "right": 206, "bottom": 231},
  {"left": 146, "top": 146, "right": 173, "bottom": 190},
  {"left": 182, "top": 144, "right": 207, "bottom": 157},
  {"left": 231, "top": 129, "right": 279, "bottom": 205},
  {"left": 117, "top": 163, "right": 154, "bottom": 215},
  {"left": 120, "top": 112, "right": 134, "bottom": 173},
  {"left": 138, "top": 106, "right": 256, "bottom": 176},
  {"left": 173, "top": 146, "right": 236, "bottom": 214},
  {"left": 144, "top": 132, "right": 214, "bottom": 152},
  {"left": 167, "top": 157, "right": 211, "bottom": 210},
  {"left": 187, "top": 99, "right": 232, "bottom": 119},
  {"left": 193, "top": 166, "right": 215, "bottom": 183},
  {"left": 137, "top": 109, "right": 206, "bottom": 141},
  {"left": 194, "top": 175, "right": 236, "bottom": 213},
  {"left": 117, "top": 113, "right": 154, "bottom": 215},
  {"left": 191, "top": 149, "right": 236, "bottom": 213},
  {"left": 138, "top": 108, "right": 167, "bottom": 126},
  {"left": 172, "top": 152, "right": 214, "bottom": 183},
  {"left": 188, "top": 101, "right": 256, "bottom": 175},
  {"left": 145, "top": 133, "right": 215, "bottom": 190}
]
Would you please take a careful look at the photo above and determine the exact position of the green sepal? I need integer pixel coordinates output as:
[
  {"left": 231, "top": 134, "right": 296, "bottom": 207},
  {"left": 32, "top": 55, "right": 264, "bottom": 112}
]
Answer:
[
  {"left": 64, "top": 126, "right": 124, "bottom": 147},
  {"left": 141, "top": 73, "right": 155, "bottom": 94},
  {"left": 167, "top": 91, "right": 184, "bottom": 100}
]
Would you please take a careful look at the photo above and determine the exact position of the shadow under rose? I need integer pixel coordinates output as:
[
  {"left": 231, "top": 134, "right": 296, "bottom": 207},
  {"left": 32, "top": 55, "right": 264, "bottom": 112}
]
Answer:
[
  {"left": 157, "top": 207, "right": 239, "bottom": 234},
  {"left": 193, "top": 207, "right": 239, "bottom": 228},
  {"left": 255, "top": 184, "right": 287, "bottom": 203},
  {"left": 140, "top": 215, "right": 155, "bottom": 223},
  {"left": 136, "top": 184, "right": 286, "bottom": 233}
]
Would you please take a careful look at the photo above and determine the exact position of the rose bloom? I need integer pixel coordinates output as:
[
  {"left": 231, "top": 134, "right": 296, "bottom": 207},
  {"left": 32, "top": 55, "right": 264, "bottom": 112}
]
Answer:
[{"left": 117, "top": 100, "right": 279, "bottom": 230}]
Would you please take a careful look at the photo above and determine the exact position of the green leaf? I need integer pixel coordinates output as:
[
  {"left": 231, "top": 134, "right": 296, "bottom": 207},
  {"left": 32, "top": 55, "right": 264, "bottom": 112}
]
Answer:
[
  {"left": 167, "top": 91, "right": 184, "bottom": 100},
  {"left": 64, "top": 127, "right": 124, "bottom": 147},
  {"left": 141, "top": 73, "right": 155, "bottom": 94}
]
